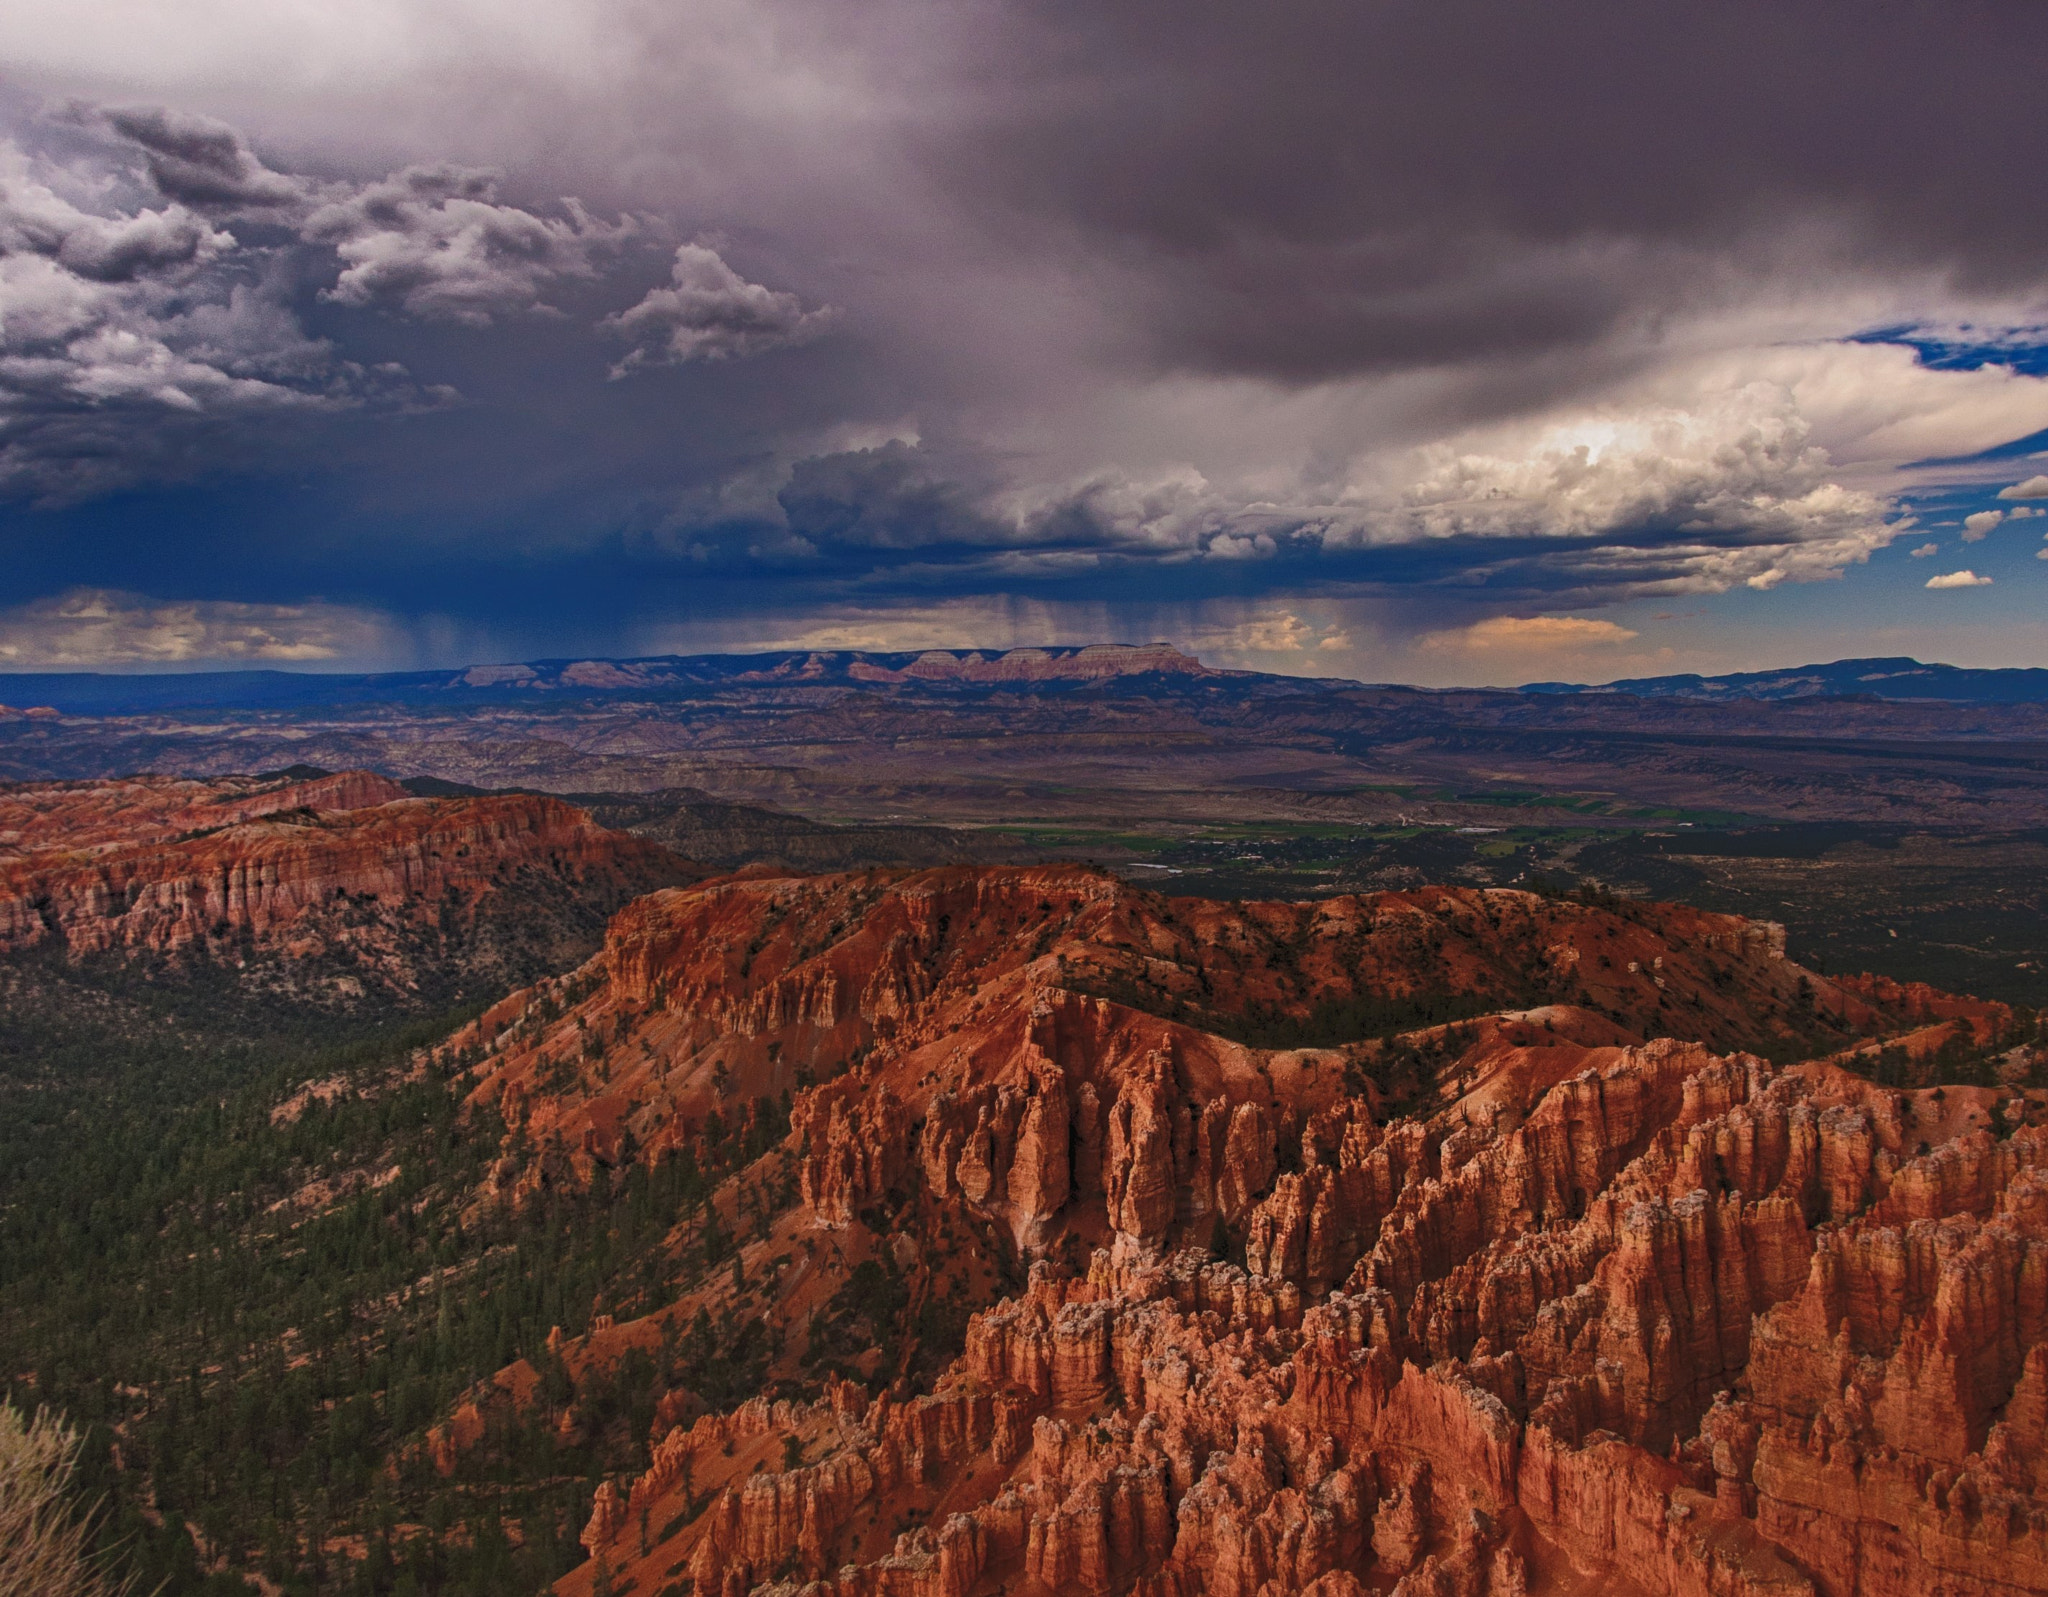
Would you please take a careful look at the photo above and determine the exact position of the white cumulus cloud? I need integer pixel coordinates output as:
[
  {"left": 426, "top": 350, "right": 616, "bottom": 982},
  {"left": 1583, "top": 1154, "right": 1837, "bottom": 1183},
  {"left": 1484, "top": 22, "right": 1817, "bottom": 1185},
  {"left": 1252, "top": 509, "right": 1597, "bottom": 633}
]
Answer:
[
  {"left": 1229, "top": 612, "right": 1315, "bottom": 652},
  {"left": 1925, "top": 569, "right": 1992, "bottom": 589},
  {"left": 2000, "top": 475, "right": 2048, "bottom": 500},
  {"left": 304, "top": 165, "right": 636, "bottom": 325},
  {"left": 0, "top": 136, "right": 409, "bottom": 500},
  {"left": 605, "top": 242, "right": 835, "bottom": 374},
  {"left": 1963, "top": 509, "right": 2004, "bottom": 540}
]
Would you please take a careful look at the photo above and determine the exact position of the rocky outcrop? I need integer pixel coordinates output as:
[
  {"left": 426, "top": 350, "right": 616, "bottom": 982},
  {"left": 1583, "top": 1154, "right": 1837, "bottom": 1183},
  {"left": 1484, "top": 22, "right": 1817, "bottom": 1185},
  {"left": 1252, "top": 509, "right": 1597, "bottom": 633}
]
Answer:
[
  {"left": 586, "top": 1077, "right": 2046, "bottom": 1595},
  {"left": 578, "top": 1090, "right": 2046, "bottom": 1597},
  {"left": 0, "top": 771, "right": 697, "bottom": 988},
  {"left": 920, "top": 1059, "right": 1075, "bottom": 1252},
  {"left": 798, "top": 1089, "right": 913, "bottom": 1227},
  {"left": 470, "top": 865, "right": 2040, "bottom": 1597},
  {"left": 0, "top": 767, "right": 410, "bottom": 858}
]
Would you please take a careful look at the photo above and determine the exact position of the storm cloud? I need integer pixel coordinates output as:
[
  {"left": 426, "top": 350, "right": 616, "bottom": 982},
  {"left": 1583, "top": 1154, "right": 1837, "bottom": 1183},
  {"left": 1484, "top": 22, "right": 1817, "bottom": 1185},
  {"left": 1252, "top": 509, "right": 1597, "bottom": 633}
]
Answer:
[
  {"left": 2, "top": 0, "right": 2047, "bottom": 673},
  {"left": 303, "top": 164, "right": 636, "bottom": 324},
  {"left": 101, "top": 104, "right": 306, "bottom": 210},
  {"left": 924, "top": 0, "right": 2048, "bottom": 381},
  {"left": 0, "top": 134, "right": 350, "bottom": 501},
  {"left": 608, "top": 243, "right": 835, "bottom": 372}
]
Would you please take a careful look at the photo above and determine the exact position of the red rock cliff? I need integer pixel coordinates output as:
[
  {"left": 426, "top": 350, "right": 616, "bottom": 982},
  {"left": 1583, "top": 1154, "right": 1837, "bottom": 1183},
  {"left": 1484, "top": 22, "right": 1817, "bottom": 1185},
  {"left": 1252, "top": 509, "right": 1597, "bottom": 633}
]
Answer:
[
  {"left": 0, "top": 770, "right": 696, "bottom": 968},
  {"left": 426, "top": 864, "right": 2039, "bottom": 1597}
]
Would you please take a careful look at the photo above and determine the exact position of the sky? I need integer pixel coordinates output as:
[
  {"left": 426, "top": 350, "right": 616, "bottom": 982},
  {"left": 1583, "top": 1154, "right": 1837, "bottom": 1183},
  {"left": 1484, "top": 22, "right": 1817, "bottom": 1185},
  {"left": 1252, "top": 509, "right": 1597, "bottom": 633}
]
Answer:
[{"left": 2, "top": 0, "right": 2048, "bottom": 687}]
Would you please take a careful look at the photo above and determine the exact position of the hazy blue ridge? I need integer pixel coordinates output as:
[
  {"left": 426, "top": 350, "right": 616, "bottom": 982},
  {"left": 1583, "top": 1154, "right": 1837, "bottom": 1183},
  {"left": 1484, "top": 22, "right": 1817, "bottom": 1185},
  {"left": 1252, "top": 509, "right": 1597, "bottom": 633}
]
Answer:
[{"left": 1518, "top": 657, "right": 2048, "bottom": 704}]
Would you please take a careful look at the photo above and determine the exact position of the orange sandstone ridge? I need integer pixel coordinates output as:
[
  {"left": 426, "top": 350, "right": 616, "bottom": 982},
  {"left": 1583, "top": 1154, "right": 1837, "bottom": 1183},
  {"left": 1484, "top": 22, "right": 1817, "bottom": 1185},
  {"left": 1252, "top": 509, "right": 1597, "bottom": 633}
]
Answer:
[
  {"left": 0, "top": 769, "right": 698, "bottom": 970},
  {"left": 419, "top": 865, "right": 2045, "bottom": 1597},
  {"left": 0, "top": 767, "right": 412, "bottom": 855}
]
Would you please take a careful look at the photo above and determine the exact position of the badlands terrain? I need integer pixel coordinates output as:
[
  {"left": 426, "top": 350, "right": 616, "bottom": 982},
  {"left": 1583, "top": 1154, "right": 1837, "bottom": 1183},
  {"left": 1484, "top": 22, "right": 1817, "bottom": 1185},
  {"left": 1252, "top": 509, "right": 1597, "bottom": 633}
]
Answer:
[
  {"left": 7, "top": 644, "right": 2048, "bottom": 1004},
  {"left": 0, "top": 766, "right": 698, "bottom": 1026},
  {"left": 1, "top": 658, "right": 2045, "bottom": 1597},
  {"left": 444, "top": 862, "right": 2048, "bottom": 1597}
]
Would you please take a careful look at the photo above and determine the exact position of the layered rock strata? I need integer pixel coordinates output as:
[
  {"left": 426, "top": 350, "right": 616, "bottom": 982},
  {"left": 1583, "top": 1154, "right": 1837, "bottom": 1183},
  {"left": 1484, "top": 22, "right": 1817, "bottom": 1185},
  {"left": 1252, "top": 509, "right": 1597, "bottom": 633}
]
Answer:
[
  {"left": 431, "top": 865, "right": 2039, "bottom": 1596},
  {"left": 0, "top": 769, "right": 696, "bottom": 969}
]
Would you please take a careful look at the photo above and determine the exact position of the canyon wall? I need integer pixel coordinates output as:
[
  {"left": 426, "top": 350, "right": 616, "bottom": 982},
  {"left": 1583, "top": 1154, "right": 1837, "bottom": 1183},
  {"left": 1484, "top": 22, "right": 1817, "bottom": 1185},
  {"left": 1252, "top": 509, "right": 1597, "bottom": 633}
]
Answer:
[
  {"left": 0, "top": 770, "right": 698, "bottom": 988},
  {"left": 411, "top": 863, "right": 2045, "bottom": 1595}
]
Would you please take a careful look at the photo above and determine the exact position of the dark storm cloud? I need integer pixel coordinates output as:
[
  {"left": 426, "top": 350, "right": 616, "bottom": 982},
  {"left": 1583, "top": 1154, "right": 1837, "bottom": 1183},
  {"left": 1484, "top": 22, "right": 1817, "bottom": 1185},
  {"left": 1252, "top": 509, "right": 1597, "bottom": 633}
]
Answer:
[
  {"left": 302, "top": 164, "right": 637, "bottom": 324},
  {"left": 1124, "top": 235, "right": 1646, "bottom": 388},
  {"left": 0, "top": 131, "right": 343, "bottom": 501},
  {"left": 0, "top": 103, "right": 822, "bottom": 505},
  {"left": 0, "top": 174, "right": 224, "bottom": 281},
  {"left": 779, "top": 443, "right": 1010, "bottom": 553},
  {"left": 101, "top": 104, "right": 305, "bottom": 209},
  {"left": 4, "top": 0, "right": 2048, "bottom": 667},
  {"left": 927, "top": 0, "right": 2048, "bottom": 381},
  {"left": 0, "top": 118, "right": 451, "bottom": 502}
]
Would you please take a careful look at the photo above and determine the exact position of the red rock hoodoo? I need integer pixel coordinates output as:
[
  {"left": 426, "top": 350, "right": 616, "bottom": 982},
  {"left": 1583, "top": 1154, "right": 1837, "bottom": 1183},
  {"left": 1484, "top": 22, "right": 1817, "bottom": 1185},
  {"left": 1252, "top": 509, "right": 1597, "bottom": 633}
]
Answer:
[{"left": 431, "top": 865, "right": 2044, "bottom": 1597}]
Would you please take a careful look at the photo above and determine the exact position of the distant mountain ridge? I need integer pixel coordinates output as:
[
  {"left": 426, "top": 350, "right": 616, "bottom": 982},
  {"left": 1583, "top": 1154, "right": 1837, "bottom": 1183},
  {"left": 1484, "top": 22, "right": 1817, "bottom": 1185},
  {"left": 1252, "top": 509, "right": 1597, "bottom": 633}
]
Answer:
[
  {"left": 0, "top": 642, "right": 1211, "bottom": 716},
  {"left": 1521, "top": 655, "right": 2048, "bottom": 704},
  {"left": 8, "top": 644, "right": 2047, "bottom": 719}
]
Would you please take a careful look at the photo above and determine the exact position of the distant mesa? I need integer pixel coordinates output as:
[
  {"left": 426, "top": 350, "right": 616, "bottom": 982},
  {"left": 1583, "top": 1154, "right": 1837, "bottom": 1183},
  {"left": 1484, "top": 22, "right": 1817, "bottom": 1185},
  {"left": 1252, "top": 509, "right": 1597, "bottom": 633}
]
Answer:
[
  {"left": 4, "top": 645, "right": 2047, "bottom": 719},
  {"left": 456, "top": 641, "right": 1210, "bottom": 691},
  {"left": 841, "top": 642, "right": 1208, "bottom": 684},
  {"left": 459, "top": 662, "right": 540, "bottom": 687},
  {"left": 0, "top": 642, "right": 1217, "bottom": 716}
]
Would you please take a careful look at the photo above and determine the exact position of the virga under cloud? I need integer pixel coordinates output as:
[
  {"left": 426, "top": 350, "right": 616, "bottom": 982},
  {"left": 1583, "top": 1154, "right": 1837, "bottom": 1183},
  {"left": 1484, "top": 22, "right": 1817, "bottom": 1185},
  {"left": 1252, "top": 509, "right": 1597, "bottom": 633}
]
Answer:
[{"left": 1, "top": 0, "right": 2047, "bottom": 676}]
